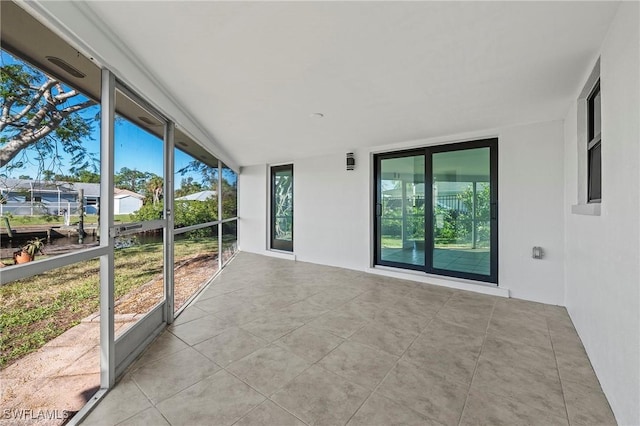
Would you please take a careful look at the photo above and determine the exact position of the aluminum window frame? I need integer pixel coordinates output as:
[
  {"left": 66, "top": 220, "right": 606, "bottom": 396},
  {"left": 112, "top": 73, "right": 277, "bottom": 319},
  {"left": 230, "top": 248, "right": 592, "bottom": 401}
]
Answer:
[
  {"left": 587, "top": 80, "right": 602, "bottom": 203},
  {"left": 270, "top": 164, "right": 294, "bottom": 252},
  {"left": 0, "top": 9, "right": 240, "bottom": 424}
]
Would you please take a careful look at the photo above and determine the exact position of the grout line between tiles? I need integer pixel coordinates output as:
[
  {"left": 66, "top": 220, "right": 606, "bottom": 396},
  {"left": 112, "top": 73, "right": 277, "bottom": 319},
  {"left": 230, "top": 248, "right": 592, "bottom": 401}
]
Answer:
[
  {"left": 547, "top": 316, "right": 572, "bottom": 426},
  {"left": 223, "top": 358, "right": 311, "bottom": 425},
  {"left": 343, "top": 289, "right": 455, "bottom": 426},
  {"left": 100, "top": 256, "right": 590, "bottom": 426},
  {"left": 457, "top": 298, "right": 496, "bottom": 426}
]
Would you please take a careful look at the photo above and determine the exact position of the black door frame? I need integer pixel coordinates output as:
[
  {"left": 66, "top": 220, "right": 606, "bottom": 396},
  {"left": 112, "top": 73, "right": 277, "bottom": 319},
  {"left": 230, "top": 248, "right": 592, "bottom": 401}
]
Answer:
[
  {"left": 374, "top": 148, "right": 426, "bottom": 272},
  {"left": 270, "top": 164, "right": 294, "bottom": 252},
  {"left": 374, "top": 138, "right": 498, "bottom": 284}
]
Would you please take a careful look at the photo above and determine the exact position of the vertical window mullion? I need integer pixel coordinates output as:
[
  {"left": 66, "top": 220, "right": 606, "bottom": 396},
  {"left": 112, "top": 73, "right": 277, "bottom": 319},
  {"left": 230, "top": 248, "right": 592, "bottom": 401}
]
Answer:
[{"left": 99, "top": 68, "right": 116, "bottom": 389}]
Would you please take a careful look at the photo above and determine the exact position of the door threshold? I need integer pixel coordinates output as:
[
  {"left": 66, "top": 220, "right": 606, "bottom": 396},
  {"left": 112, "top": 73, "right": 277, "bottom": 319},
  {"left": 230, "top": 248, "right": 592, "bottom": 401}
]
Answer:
[{"left": 370, "top": 265, "right": 509, "bottom": 298}]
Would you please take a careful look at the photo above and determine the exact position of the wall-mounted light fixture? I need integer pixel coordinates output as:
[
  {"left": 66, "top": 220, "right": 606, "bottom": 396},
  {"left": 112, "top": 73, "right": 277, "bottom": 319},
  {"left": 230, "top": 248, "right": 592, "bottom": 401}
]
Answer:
[
  {"left": 532, "top": 246, "right": 544, "bottom": 259},
  {"left": 346, "top": 152, "right": 355, "bottom": 171}
]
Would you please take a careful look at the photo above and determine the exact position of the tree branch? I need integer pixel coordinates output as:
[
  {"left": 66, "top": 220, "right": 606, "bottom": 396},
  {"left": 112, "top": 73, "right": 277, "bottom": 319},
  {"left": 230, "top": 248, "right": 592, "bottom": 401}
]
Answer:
[
  {"left": 0, "top": 98, "right": 94, "bottom": 168},
  {"left": 0, "top": 79, "right": 57, "bottom": 132},
  {"left": 54, "top": 89, "right": 79, "bottom": 104},
  {"left": 1, "top": 98, "right": 14, "bottom": 132},
  {"left": 0, "top": 120, "right": 57, "bottom": 167},
  {"left": 61, "top": 99, "right": 94, "bottom": 114}
]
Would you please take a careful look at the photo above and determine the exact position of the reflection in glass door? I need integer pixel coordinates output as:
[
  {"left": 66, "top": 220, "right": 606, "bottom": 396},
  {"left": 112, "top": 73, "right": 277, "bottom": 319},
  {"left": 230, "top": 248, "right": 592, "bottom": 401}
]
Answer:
[
  {"left": 429, "top": 143, "right": 497, "bottom": 282},
  {"left": 375, "top": 139, "right": 497, "bottom": 284},
  {"left": 376, "top": 152, "right": 425, "bottom": 269},
  {"left": 271, "top": 165, "right": 293, "bottom": 252}
]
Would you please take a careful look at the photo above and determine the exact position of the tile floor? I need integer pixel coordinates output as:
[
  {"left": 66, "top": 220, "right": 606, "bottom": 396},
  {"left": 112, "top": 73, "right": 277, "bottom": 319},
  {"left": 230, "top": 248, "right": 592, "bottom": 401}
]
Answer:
[{"left": 82, "top": 252, "right": 616, "bottom": 426}]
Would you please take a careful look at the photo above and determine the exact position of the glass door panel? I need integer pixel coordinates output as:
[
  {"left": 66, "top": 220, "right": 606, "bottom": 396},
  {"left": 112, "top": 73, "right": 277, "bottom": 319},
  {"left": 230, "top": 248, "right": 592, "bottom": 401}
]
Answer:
[
  {"left": 430, "top": 146, "right": 494, "bottom": 280},
  {"left": 377, "top": 153, "right": 425, "bottom": 268},
  {"left": 271, "top": 165, "right": 293, "bottom": 252}
]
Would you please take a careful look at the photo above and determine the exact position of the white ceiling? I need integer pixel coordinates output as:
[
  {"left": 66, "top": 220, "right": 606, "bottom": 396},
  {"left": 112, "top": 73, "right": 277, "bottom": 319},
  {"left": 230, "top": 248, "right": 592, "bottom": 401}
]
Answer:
[{"left": 81, "top": 1, "right": 618, "bottom": 167}]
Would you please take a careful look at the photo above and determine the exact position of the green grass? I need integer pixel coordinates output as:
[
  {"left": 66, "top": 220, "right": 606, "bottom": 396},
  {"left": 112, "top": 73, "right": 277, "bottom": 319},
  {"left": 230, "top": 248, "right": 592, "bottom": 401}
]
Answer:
[
  {"left": 0, "top": 237, "right": 217, "bottom": 368},
  {"left": 1, "top": 214, "right": 133, "bottom": 227},
  {"left": 381, "top": 236, "right": 402, "bottom": 248}
]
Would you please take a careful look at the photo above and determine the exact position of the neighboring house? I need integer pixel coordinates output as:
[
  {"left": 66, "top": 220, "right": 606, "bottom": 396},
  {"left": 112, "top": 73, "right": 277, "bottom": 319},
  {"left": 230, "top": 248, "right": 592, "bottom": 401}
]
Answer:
[
  {"left": 0, "top": 178, "right": 143, "bottom": 216},
  {"left": 113, "top": 188, "right": 145, "bottom": 215},
  {"left": 175, "top": 190, "right": 216, "bottom": 202}
]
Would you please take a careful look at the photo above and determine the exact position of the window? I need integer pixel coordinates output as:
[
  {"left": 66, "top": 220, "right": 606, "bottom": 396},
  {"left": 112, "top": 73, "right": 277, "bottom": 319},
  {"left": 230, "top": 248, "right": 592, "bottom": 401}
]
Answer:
[
  {"left": 587, "top": 80, "right": 601, "bottom": 202},
  {"left": 571, "top": 59, "right": 600, "bottom": 216},
  {"left": 271, "top": 164, "right": 294, "bottom": 252}
]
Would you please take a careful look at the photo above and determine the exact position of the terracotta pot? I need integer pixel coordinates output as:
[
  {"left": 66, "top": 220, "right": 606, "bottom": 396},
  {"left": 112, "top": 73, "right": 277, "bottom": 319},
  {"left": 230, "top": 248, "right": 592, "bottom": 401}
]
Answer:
[{"left": 13, "top": 250, "right": 33, "bottom": 264}]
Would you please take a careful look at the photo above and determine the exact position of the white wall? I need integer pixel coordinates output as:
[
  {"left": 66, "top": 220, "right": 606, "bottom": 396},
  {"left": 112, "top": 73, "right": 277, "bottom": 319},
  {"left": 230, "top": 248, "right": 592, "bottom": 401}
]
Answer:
[
  {"left": 115, "top": 197, "right": 143, "bottom": 215},
  {"left": 563, "top": 3, "right": 639, "bottom": 424},
  {"left": 294, "top": 154, "right": 371, "bottom": 270},
  {"left": 499, "top": 121, "right": 565, "bottom": 304},
  {"left": 238, "top": 164, "right": 268, "bottom": 255},
  {"left": 239, "top": 119, "right": 566, "bottom": 305}
]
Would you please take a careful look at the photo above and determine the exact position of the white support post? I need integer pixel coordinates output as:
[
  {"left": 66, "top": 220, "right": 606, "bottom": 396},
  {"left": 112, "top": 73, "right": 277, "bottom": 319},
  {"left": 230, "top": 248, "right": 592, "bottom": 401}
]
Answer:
[
  {"left": 99, "top": 68, "right": 115, "bottom": 389},
  {"left": 218, "top": 160, "right": 223, "bottom": 270},
  {"left": 164, "top": 122, "right": 175, "bottom": 324}
]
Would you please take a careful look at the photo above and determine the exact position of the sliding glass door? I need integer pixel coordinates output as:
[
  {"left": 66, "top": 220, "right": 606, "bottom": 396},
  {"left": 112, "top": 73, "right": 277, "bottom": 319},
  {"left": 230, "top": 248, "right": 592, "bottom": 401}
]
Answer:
[
  {"left": 376, "top": 151, "right": 425, "bottom": 270},
  {"left": 375, "top": 139, "right": 498, "bottom": 283}
]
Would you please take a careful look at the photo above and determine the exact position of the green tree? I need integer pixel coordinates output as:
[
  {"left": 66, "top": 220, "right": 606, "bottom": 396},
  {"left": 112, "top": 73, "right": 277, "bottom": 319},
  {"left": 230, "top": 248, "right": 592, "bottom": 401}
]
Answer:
[
  {"left": 145, "top": 175, "right": 164, "bottom": 205},
  {"left": 173, "top": 198, "right": 217, "bottom": 228},
  {"left": 458, "top": 183, "right": 491, "bottom": 247},
  {"left": 177, "top": 160, "right": 238, "bottom": 219},
  {"left": 132, "top": 202, "right": 163, "bottom": 221},
  {"left": 114, "top": 167, "right": 150, "bottom": 193},
  {"left": 220, "top": 176, "right": 237, "bottom": 218},
  {"left": 177, "top": 160, "right": 217, "bottom": 188},
  {"left": 433, "top": 183, "right": 491, "bottom": 247},
  {"left": 1, "top": 53, "right": 97, "bottom": 172},
  {"left": 42, "top": 170, "right": 55, "bottom": 181},
  {"left": 75, "top": 170, "right": 100, "bottom": 183},
  {"left": 174, "top": 177, "right": 203, "bottom": 198}
]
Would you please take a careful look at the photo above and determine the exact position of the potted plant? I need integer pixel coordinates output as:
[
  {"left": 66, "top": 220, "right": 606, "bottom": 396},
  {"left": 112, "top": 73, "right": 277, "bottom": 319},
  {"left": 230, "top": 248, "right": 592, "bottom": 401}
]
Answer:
[{"left": 13, "top": 237, "right": 46, "bottom": 264}]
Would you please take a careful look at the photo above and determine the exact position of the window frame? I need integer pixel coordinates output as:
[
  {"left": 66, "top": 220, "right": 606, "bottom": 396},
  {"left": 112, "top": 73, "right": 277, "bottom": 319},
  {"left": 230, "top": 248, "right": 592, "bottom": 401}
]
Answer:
[
  {"left": 373, "top": 138, "right": 499, "bottom": 284},
  {"left": 587, "top": 80, "right": 601, "bottom": 203},
  {"left": 571, "top": 59, "right": 601, "bottom": 216},
  {"left": 270, "top": 164, "right": 294, "bottom": 252}
]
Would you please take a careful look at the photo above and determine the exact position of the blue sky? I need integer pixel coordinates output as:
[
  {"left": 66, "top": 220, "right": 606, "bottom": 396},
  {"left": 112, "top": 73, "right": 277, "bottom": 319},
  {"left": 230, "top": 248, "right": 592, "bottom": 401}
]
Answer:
[{"left": 1, "top": 49, "right": 236, "bottom": 189}]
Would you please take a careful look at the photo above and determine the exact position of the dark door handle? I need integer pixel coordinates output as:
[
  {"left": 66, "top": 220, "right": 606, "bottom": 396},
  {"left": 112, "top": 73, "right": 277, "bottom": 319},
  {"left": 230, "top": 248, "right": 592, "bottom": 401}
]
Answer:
[
  {"left": 376, "top": 203, "right": 382, "bottom": 217},
  {"left": 490, "top": 203, "right": 497, "bottom": 220}
]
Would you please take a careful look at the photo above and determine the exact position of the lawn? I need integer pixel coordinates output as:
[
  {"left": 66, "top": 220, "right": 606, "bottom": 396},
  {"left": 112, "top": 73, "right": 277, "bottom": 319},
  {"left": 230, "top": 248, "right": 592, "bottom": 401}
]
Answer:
[
  {"left": 381, "top": 236, "right": 402, "bottom": 248},
  {"left": 0, "top": 237, "right": 218, "bottom": 368},
  {"left": 1, "top": 214, "right": 133, "bottom": 227}
]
